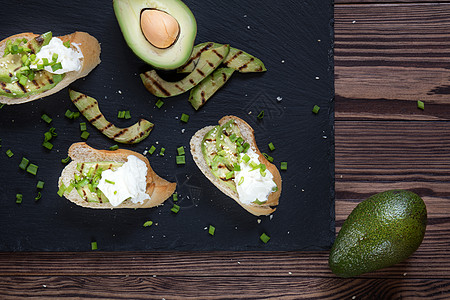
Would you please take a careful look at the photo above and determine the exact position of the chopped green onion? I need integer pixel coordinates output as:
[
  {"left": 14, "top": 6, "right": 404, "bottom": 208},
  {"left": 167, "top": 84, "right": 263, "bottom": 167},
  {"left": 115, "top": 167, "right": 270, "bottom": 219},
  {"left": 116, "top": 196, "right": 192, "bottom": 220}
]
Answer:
[
  {"left": 81, "top": 131, "right": 90, "bottom": 140},
  {"left": 208, "top": 225, "right": 215, "bottom": 236},
  {"left": 51, "top": 62, "right": 62, "bottom": 72},
  {"left": 155, "top": 99, "right": 164, "bottom": 108},
  {"left": 225, "top": 171, "right": 234, "bottom": 180},
  {"left": 417, "top": 100, "right": 425, "bottom": 110},
  {"left": 171, "top": 204, "right": 180, "bottom": 214},
  {"left": 233, "top": 163, "right": 241, "bottom": 172},
  {"left": 42, "top": 141, "right": 53, "bottom": 150},
  {"left": 312, "top": 105, "right": 320, "bottom": 114},
  {"left": 172, "top": 192, "right": 178, "bottom": 201},
  {"left": 26, "top": 163, "right": 38, "bottom": 176},
  {"left": 260, "top": 233, "right": 271, "bottom": 244},
  {"left": 52, "top": 53, "right": 58, "bottom": 62},
  {"left": 91, "top": 241, "right": 98, "bottom": 250},
  {"left": 268, "top": 142, "right": 275, "bottom": 151},
  {"left": 27, "top": 72, "right": 35, "bottom": 81},
  {"left": 35, "top": 191, "right": 42, "bottom": 201},
  {"left": 243, "top": 142, "right": 250, "bottom": 152},
  {"left": 229, "top": 133, "right": 238, "bottom": 142},
  {"left": 49, "top": 127, "right": 57, "bottom": 136},
  {"left": 257, "top": 110, "right": 265, "bottom": 120},
  {"left": 109, "top": 145, "right": 119, "bottom": 151},
  {"left": 37, "top": 63, "right": 44, "bottom": 70},
  {"left": 63, "top": 41, "right": 71, "bottom": 48},
  {"left": 124, "top": 110, "right": 131, "bottom": 120},
  {"left": 242, "top": 154, "right": 250, "bottom": 163},
  {"left": 143, "top": 221, "right": 153, "bottom": 227},
  {"left": 19, "top": 157, "right": 30, "bottom": 170},
  {"left": 42, "top": 58, "right": 49, "bottom": 66},
  {"left": 217, "top": 150, "right": 226, "bottom": 156},
  {"left": 176, "top": 155, "right": 186, "bottom": 165},
  {"left": 105, "top": 179, "right": 115, "bottom": 185},
  {"left": 72, "top": 112, "right": 80, "bottom": 119},
  {"left": 19, "top": 75, "right": 28, "bottom": 86},
  {"left": 280, "top": 161, "right": 288, "bottom": 171},
  {"left": 16, "top": 194, "right": 23, "bottom": 204},
  {"left": 65, "top": 109, "right": 74, "bottom": 119},
  {"left": 253, "top": 199, "right": 267, "bottom": 205},
  {"left": 66, "top": 183, "right": 74, "bottom": 194},
  {"left": 260, "top": 164, "right": 267, "bottom": 172},
  {"left": 6, "top": 149, "right": 14, "bottom": 158},
  {"left": 57, "top": 184, "right": 66, "bottom": 197},
  {"left": 80, "top": 122, "right": 87, "bottom": 132},
  {"left": 41, "top": 114, "right": 52, "bottom": 124},
  {"left": 44, "top": 131, "right": 52, "bottom": 142},
  {"left": 159, "top": 147, "right": 165, "bottom": 156},
  {"left": 148, "top": 145, "right": 156, "bottom": 155},
  {"left": 249, "top": 161, "right": 259, "bottom": 170},
  {"left": 52, "top": 74, "right": 63, "bottom": 82},
  {"left": 272, "top": 186, "right": 278, "bottom": 192},
  {"left": 61, "top": 156, "right": 71, "bottom": 164},
  {"left": 236, "top": 137, "right": 244, "bottom": 145},
  {"left": 0, "top": 103, "right": 5, "bottom": 109},
  {"left": 177, "top": 146, "right": 185, "bottom": 156},
  {"left": 180, "top": 113, "right": 189, "bottom": 123},
  {"left": 238, "top": 177, "right": 244, "bottom": 186},
  {"left": 117, "top": 111, "right": 126, "bottom": 119},
  {"left": 36, "top": 181, "right": 45, "bottom": 189},
  {"left": 262, "top": 153, "right": 274, "bottom": 163}
]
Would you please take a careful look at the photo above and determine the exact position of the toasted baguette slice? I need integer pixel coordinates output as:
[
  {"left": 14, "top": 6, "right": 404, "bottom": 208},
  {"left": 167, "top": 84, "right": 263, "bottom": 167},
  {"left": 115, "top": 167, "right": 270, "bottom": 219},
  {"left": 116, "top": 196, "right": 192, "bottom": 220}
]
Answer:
[
  {"left": 190, "top": 116, "right": 282, "bottom": 216},
  {"left": 0, "top": 31, "right": 101, "bottom": 105},
  {"left": 58, "top": 142, "right": 176, "bottom": 209}
]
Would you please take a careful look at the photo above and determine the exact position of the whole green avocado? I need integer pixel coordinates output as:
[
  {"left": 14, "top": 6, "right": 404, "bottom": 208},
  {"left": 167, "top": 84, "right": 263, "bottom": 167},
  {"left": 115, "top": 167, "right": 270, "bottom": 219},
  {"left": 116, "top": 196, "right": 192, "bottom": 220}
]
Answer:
[{"left": 329, "top": 189, "right": 427, "bottom": 278}]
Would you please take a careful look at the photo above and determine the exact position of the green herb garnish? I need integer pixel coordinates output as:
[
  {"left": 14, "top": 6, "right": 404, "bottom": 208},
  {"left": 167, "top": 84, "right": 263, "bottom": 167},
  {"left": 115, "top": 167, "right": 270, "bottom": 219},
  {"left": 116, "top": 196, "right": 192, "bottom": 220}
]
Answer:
[
  {"left": 180, "top": 113, "right": 189, "bottom": 123},
  {"left": 143, "top": 221, "right": 153, "bottom": 227},
  {"left": 171, "top": 204, "right": 180, "bottom": 214},
  {"left": 312, "top": 105, "right": 320, "bottom": 114},
  {"left": 19, "top": 157, "right": 30, "bottom": 170},
  {"left": 209, "top": 225, "right": 215, "bottom": 236},
  {"left": 260, "top": 233, "right": 270, "bottom": 244}
]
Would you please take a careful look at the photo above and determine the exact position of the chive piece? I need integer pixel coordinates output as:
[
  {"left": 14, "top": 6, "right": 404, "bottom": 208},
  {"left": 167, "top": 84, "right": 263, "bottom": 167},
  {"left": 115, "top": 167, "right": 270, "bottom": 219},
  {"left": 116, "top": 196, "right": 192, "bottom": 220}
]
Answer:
[
  {"left": 16, "top": 194, "right": 23, "bottom": 204},
  {"left": 57, "top": 184, "right": 66, "bottom": 197},
  {"left": 19, "top": 75, "right": 28, "bottom": 86},
  {"left": 176, "top": 155, "right": 186, "bottom": 165},
  {"left": 52, "top": 73, "right": 63, "bottom": 82},
  {"left": 260, "top": 233, "right": 271, "bottom": 244},
  {"left": 41, "top": 114, "right": 52, "bottom": 124},
  {"left": 49, "top": 127, "right": 58, "bottom": 136},
  {"left": 51, "top": 62, "right": 62, "bottom": 72},
  {"left": 65, "top": 109, "right": 74, "bottom": 119},
  {"left": 209, "top": 225, "right": 215, "bottom": 236},
  {"left": 159, "top": 147, "right": 165, "bottom": 156},
  {"left": 80, "top": 122, "right": 87, "bottom": 132},
  {"left": 225, "top": 171, "right": 234, "bottom": 180},
  {"left": 229, "top": 133, "right": 238, "bottom": 143},
  {"left": 280, "top": 161, "right": 288, "bottom": 171},
  {"left": 0, "top": 103, "right": 5, "bottom": 109},
  {"left": 124, "top": 110, "right": 131, "bottom": 120},
  {"left": 180, "top": 113, "right": 189, "bottom": 123},
  {"left": 238, "top": 177, "right": 244, "bottom": 186},
  {"left": 262, "top": 153, "right": 274, "bottom": 163},
  {"left": 42, "top": 58, "right": 49, "bottom": 66},
  {"left": 19, "top": 157, "right": 30, "bottom": 170},
  {"left": 253, "top": 199, "right": 267, "bottom": 205},
  {"left": 242, "top": 154, "right": 250, "bottom": 163},
  {"left": 105, "top": 179, "right": 115, "bottom": 185},
  {"left": 42, "top": 141, "right": 53, "bottom": 150},
  {"left": 243, "top": 142, "right": 250, "bottom": 152},
  {"left": 72, "top": 112, "right": 80, "bottom": 119},
  {"left": 66, "top": 183, "right": 75, "bottom": 194},
  {"left": 63, "top": 41, "right": 71, "bottom": 48},
  {"left": 117, "top": 111, "right": 125, "bottom": 119},
  {"left": 109, "top": 145, "right": 119, "bottom": 151},
  {"left": 155, "top": 99, "right": 164, "bottom": 108},
  {"left": 91, "top": 241, "right": 98, "bottom": 251},
  {"left": 27, "top": 163, "right": 38, "bottom": 175},
  {"left": 257, "top": 110, "right": 265, "bottom": 120},
  {"left": 417, "top": 100, "right": 425, "bottom": 110},
  {"left": 143, "top": 221, "right": 153, "bottom": 227},
  {"left": 6, "top": 149, "right": 14, "bottom": 158},
  {"left": 35, "top": 191, "right": 42, "bottom": 202},
  {"left": 268, "top": 142, "right": 275, "bottom": 151},
  {"left": 233, "top": 163, "right": 241, "bottom": 172},
  {"left": 36, "top": 181, "right": 45, "bottom": 189},
  {"left": 171, "top": 204, "right": 180, "bottom": 214},
  {"left": 148, "top": 145, "right": 156, "bottom": 155},
  {"left": 37, "top": 63, "right": 44, "bottom": 70},
  {"left": 52, "top": 53, "right": 58, "bottom": 62},
  {"left": 44, "top": 131, "right": 52, "bottom": 142},
  {"left": 177, "top": 146, "right": 185, "bottom": 156},
  {"left": 172, "top": 192, "right": 178, "bottom": 201},
  {"left": 312, "top": 105, "right": 320, "bottom": 114},
  {"left": 81, "top": 131, "right": 90, "bottom": 140},
  {"left": 61, "top": 156, "right": 71, "bottom": 164}
]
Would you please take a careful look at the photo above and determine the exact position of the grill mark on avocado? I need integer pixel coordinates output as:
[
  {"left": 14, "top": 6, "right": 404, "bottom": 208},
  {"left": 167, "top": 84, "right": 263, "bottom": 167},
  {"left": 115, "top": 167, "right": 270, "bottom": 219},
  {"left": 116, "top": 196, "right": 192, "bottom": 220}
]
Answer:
[
  {"left": 72, "top": 93, "right": 85, "bottom": 104},
  {"left": 181, "top": 42, "right": 215, "bottom": 68},
  {"left": 89, "top": 114, "right": 102, "bottom": 123},
  {"left": 16, "top": 81, "right": 27, "bottom": 93},
  {"left": 142, "top": 72, "right": 171, "bottom": 97},
  {"left": 101, "top": 122, "right": 113, "bottom": 132},
  {"left": 212, "top": 49, "right": 224, "bottom": 59},
  {"left": 113, "top": 128, "right": 129, "bottom": 139},
  {"left": 0, "top": 82, "right": 11, "bottom": 93},
  {"left": 196, "top": 69, "right": 205, "bottom": 77},
  {"left": 189, "top": 79, "right": 195, "bottom": 85},
  {"left": 81, "top": 103, "right": 96, "bottom": 114},
  {"left": 201, "top": 91, "right": 206, "bottom": 104},
  {"left": 31, "top": 80, "right": 39, "bottom": 87},
  {"left": 175, "top": 84, "right": 185, "bottom": 92},
  {"left": 238, "top": 57, "right": 255, "bottom": 71}
]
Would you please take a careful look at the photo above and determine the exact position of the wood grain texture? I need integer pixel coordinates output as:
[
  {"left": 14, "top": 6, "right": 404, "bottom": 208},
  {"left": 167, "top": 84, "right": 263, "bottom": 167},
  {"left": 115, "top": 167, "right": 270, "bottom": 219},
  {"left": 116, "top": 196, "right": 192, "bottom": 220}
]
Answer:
[{"left": 2, "top": 1, "right": 450, "bottom": 299}]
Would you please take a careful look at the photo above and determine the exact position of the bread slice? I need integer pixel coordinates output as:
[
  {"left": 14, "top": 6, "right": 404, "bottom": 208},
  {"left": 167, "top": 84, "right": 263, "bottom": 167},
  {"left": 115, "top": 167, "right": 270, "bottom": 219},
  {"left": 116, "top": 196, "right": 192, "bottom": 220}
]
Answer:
[
  {"left": 190, "top": 116, "right": 282, "bottom": 216},
  {"left": 58, "top": 142, "right": 176, "bottom": 209},
  {"left": 0, "top": 31, "right": 101, "bottom": 105}
]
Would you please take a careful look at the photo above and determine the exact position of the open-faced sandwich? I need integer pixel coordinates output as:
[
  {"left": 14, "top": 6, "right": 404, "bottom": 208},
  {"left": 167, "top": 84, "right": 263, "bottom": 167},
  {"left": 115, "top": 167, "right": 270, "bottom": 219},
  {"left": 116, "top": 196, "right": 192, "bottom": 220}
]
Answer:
[
  {"left": 190, "top": 116, "right": 282, "bottom": 216},
  {"left": 0, "top": 31, "right": 100, "bottom": 104},
  {"left": 58, "top": 142, "right": 176, "bottom": 209}
]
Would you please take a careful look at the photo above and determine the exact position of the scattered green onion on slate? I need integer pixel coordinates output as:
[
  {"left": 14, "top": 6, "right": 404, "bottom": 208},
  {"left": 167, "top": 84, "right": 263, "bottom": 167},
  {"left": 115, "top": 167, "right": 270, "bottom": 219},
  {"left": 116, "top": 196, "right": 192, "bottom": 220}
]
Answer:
[
  {"left": 109, "top": 145, "right": 119, "bottom": 151},
  {"left": 44, "top": 131, "right": 52, "bottom": 141},
  {"left": 63, "top": 41, "right": 71, "bottom": 48},
  {"left": 173, "top": 192, "right": 178, "bottom": 202},
  {"left": 180, "top": 113, "right": 189, "bottom": 123},
  {"left": 260, "top": 233, "right": 271, "bottom": 244},
  {"left": 91, "top": 241, "right": 98, "bottom": 251},
  {"left": 16, "top": 194, "right": 23, "bottom": 204},
  {"left": 81, "top": 131, "right": 90, "bottom": 140},
  {"left": 171, "top": 204, "right": 180, "bottom": 214},
  {"left": 0, "top": 103, "right": 5, "bottom": 109},
  {"left": 19, "top": 157, "right": 30, "bottom": 170},
  {"left": 312, "top": 105, "right": 320, "bottom": 114},
  {"left": 176, "top": 155, "right": 186, "bottom": 165},
  {"left": 159, "top": 147, "right": 165, "bottom": 156},
  {"left": 143, "top": 221, "right": 153, "bottom": 227},
  {"left": 117, "top": 111, "right": 126, "bottom": 119},
  {"left": 49, "top": 127, "right": 57, "bottom": 136},
  {"left": 177, "top": 146, "right": 185, "bottom": 156},
  {"left": 257, "top": 110, "right": 265, "bottom": 120},
  {"left": 148, "top": 145, "right": 156, "bottom": 155},
  {"left": 124, "top": 110, "right": 131, "bottom": 120},
  {"left": 418, "top": 100, "right": 425, "bottom": 110},
  {"left": 262, "top": 153, "right": 274, "bottom": 163},
  {"left": 41, "top": 114, "right": 52, "bottom": 124},
  {"left": 268, "top": 142, "right": 275, "bottom": 151},
  {"left": 280, "top": 161, "right": 288, "bottom": 171},
  {"left": 6, "top": 149, "right": 13, "bottom": 158},
  {"left": 209, "top": 225, "right": 216, "bottom": 236},
  {"left": 80, "top": 122, "right": 87, "bottom": 132},
  {"left": 61, "top": 156, "right": 71, "bottom": 164},
  {"left": 36, "top": 181, "right": 45, "bottom": 189},
  {"left": 27, "top": 163, "right": 38, "bottom": 176},
  {"left": 35, "top": 191, "right": 42, "bottom": 202},
  {"left": 42, "top": 141, "right": 53, "bottom": 150},
  {"left": 156, "top": 99, "right": 164, "bottom": 108}
]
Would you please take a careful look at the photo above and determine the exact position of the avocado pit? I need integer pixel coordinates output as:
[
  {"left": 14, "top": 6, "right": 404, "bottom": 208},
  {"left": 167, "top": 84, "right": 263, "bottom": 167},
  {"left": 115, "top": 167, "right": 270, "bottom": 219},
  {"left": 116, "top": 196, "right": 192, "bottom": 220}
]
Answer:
[{"left": 140, "top": 9, "right": 180, "bottom": 49}]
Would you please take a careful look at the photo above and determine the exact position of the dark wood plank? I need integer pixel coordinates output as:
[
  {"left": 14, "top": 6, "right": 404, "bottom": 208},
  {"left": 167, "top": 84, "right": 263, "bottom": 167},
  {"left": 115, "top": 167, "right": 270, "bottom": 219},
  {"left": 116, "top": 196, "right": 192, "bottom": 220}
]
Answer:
[{"left": 0, "top": 276, "right": 449, "bottom": 300}]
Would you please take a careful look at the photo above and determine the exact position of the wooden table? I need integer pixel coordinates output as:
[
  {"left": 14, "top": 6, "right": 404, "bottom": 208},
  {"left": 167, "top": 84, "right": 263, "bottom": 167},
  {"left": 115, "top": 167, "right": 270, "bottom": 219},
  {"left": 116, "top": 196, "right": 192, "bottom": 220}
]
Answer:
[{"left": 1, "top": 0, "right": 449, "bottom": 298}]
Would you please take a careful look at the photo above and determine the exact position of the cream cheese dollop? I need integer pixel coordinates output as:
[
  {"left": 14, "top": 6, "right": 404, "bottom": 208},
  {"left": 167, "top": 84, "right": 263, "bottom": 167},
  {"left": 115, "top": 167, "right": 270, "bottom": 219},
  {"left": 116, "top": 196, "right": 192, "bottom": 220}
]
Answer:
[
  {"left": 234, "top": 148, "right": 277, "bottom": 205},
  {"left": 31, "top": 37, "right": 83, "bottom": 74},
  {"left": 97, "top": 155, "right": 150, "bottom": 207}
]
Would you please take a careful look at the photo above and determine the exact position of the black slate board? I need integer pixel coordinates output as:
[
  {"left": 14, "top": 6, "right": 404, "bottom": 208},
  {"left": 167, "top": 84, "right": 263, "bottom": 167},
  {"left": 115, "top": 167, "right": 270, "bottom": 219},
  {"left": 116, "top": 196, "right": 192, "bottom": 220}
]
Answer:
[{"left": 0, "top": 0, "right": 334, "bottom": 251}]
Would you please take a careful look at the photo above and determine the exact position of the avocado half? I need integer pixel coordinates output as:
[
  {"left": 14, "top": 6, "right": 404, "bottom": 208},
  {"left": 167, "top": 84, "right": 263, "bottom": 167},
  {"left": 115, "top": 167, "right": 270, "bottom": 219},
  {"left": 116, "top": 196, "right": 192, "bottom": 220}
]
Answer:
[{"left": 113, "top": 0, "right": 197, "bottom": 70}]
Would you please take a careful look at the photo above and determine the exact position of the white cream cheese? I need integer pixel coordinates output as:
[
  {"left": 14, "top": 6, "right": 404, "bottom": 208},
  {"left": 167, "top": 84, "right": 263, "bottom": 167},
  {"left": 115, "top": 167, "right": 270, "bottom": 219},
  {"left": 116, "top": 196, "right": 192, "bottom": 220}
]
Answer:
[
  {"left": 97, "top": 155, "right": 150, "bottom": 207},
  {"left": 31, "top": 37, "right": 83, "bottom": 74},
  {"left": 234, "top": 148, "right": 277, "bottom": 205}
]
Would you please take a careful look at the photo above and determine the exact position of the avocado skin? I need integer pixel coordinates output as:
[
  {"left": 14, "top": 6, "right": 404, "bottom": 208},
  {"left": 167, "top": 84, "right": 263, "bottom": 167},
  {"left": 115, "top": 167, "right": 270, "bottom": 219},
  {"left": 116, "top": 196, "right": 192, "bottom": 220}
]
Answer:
[{"left": 329, "top": 189, "right": 427, "bottom": 278}]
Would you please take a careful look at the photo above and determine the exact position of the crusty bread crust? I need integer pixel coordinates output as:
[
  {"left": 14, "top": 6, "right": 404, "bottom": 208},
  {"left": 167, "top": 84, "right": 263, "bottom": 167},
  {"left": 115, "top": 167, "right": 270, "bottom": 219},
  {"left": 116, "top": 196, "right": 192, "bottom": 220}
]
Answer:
[
  {"left": 0, "top": 31, "right": 101, "bottom": 105},
  {"left": 58, "top": 142, "right": 176, "bottom": 209},
  {"left": 190, "top": 116, "right": 282, "bottom": 216}
]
